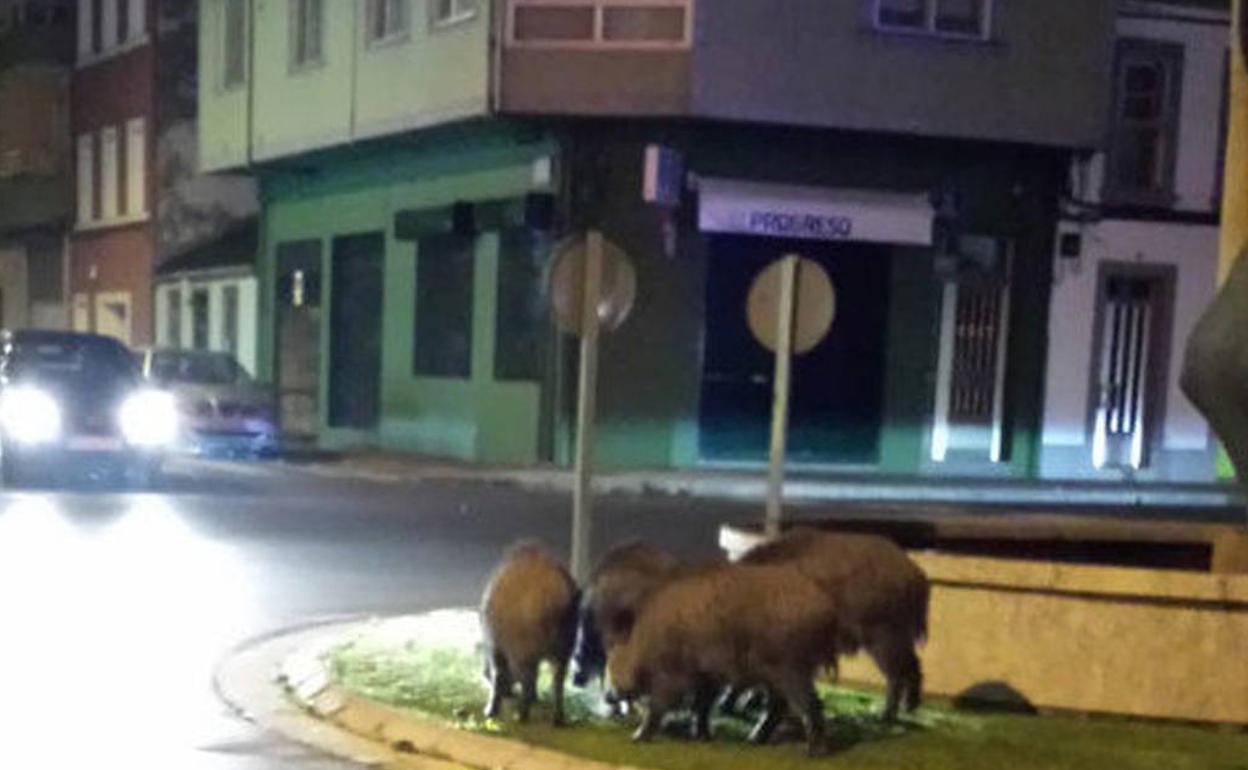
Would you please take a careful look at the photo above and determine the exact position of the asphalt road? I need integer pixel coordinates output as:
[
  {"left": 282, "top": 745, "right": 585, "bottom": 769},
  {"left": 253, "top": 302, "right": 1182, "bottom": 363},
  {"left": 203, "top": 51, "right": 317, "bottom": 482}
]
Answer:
[{"left": 0, "top": 458, "right": 758, "bottom": 769}]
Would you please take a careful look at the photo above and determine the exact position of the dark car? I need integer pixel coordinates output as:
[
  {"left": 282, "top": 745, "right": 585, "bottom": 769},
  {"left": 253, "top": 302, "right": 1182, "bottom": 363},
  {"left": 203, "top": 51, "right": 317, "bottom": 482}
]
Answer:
[{"left": 0, "top": 330, "right": 177, "bottom": 487}]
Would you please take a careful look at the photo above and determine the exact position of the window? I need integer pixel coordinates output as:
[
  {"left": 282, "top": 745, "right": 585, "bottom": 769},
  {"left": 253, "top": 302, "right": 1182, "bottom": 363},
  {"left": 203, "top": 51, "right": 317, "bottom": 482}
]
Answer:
[
  {"left": 875, "top": 0, "right": 992, "bottom": 40},
  {"left": 413, "top": 235, "right": 474, "bottom": 378},
  {"left": 508, "top": 0, "right": 691, "bottom": 49},
  {"left": 78, "top": 0, "right": 146, "bottom": 61},
  {"left": 76, "top": 133, "right": 94, "bottom": 225},
  {"left": 100, "top": 0, "right": 116, "bottom": 50},
  {"left": 166, "top": 288, "right": 183, "bottom": 348},
  {"left": 290, "top": 0, "right": 323, "bottom": 69},
  {"left": 125, "top": 117, "right": 145, "bottom": 216},
  {"left": 191, "top": 288, "right": 211, "bottom": 350},
  {"left": 222, "top": 285, "right": 240, "bottom": 357},
  {"left": 99, "top": 125, "right": 118, "bottom": 221},
  {"left": 432, "top": 0, "right": 477, "bottom": 28},
  {"left": 366, "top": 0, "right": 408, "bottom": 44},
  {"left": 1214, "top": 51, "right": 1229, "bottom": 208},
  {"left": 1105, "top": 39, "right": 1183, "bottom": 206},
  {"left": 495, "top": 230, "right": 550, "bottom": 382},
  {"left": 223, "top": 0, "right": 247, "bottom": 87}
]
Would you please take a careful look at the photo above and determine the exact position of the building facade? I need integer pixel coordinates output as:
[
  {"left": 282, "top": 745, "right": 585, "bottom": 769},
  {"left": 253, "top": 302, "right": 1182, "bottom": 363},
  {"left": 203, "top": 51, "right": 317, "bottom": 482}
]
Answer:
[
  {"left": 71, "top": 0, "right": 258, "bottom": 349},
  {"left": 201, "top": 0, "right": 1124, "bottom": 477},
  {"left": 1041, "top": 0, "right": 1230, "bottom": 483},
  {"left": 0, "top": 0, "right": 74, "bottom": 332}
]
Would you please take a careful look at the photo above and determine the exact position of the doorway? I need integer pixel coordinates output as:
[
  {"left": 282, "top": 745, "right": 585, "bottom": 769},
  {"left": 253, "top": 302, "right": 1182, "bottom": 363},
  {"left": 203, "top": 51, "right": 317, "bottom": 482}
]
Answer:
[
  {"left": 1089, "top": 263, "right": 1175, "bottom": 471},
  {"left": 328, "top": 233, "right": 384, "bottom": 430},
  {"left": 276, "top": 240, "right": 323, "bottom": 440},
  {"left": 699, "top": 235, "right": 891, "bottom": 464}
]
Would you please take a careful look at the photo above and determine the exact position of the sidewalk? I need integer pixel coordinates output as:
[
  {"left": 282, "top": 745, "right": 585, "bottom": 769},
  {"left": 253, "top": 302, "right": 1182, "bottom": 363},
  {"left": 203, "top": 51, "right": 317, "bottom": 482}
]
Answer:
[{"left": 275, "top": 448, "right": 1245, "bottom": 516}]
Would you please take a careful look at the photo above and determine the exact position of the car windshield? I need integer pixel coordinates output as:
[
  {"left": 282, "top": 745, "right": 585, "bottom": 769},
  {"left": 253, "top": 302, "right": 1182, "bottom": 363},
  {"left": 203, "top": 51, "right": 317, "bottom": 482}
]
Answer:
[
  {"left": 6, "top": 337, "right": 139, "bottom": 384},
  {"left": 150, "top": 351, "right": 250, "bottom": 386}
]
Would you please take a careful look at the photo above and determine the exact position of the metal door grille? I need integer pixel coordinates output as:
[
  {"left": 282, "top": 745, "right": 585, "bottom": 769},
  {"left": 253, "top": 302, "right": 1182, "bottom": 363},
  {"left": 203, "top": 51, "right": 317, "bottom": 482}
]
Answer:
[
  {"left": 950, "top": 284, "right": 1005, "bottom": 424},
  {"left": 1093, "top": 276, "right": 1155, "bottom": 469}
]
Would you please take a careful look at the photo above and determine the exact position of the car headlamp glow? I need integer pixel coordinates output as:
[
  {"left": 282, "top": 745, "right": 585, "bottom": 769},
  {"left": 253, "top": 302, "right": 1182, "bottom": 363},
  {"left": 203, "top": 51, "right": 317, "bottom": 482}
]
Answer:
[
  {"left": 119, "top": 390, "right": 178, "bottom": 447},
  {"left": 0, "top": 386, "right": 62, "bottom": 444}
]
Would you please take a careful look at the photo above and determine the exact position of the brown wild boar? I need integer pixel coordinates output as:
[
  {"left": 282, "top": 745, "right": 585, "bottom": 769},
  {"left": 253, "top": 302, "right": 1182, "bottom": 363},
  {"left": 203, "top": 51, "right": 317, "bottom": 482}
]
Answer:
[
  {"left": 741, "top": 528, "right": 929, "bottom": 721},
  {"left": 480, "top": 541, "right": 579, "bottom": 725},
  {"left": 606, "top": 562, "right": 839, "bottom": 756}
]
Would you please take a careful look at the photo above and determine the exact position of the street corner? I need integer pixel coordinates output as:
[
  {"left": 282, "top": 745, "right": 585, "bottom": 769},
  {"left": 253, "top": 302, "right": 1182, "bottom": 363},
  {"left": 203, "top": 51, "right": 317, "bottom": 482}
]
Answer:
[{"left": 216, "top": 611, "right": 636, "bottom": 770}]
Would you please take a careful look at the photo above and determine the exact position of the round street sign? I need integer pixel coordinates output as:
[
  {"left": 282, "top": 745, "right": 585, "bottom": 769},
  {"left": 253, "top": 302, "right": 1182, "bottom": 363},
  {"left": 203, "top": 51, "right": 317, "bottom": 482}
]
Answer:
[
  {"left": 747, "top": 256, "right": 836, "bottom": 354},
  {"left": 549, "top": 234, "right": 637, "bottom": 336}
]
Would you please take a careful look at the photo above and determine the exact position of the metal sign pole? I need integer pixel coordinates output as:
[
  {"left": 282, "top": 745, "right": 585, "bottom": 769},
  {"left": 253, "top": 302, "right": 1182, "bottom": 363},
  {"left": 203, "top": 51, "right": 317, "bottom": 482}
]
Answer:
[
  {"left": 764, "top": 255, "right": 799, "bottom": 538},
  {"left": 571, "top": 230, "right": 605, "bottom": 582}
]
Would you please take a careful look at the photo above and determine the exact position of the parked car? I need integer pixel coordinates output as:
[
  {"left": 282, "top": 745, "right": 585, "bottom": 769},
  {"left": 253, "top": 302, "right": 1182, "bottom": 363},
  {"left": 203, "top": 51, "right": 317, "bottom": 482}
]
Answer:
[
  {"left": 0, "top": 330, "right": 175, "bottom": 488},
  {"left": 135, "top": 349, "right": 278, "bottom": 458}
]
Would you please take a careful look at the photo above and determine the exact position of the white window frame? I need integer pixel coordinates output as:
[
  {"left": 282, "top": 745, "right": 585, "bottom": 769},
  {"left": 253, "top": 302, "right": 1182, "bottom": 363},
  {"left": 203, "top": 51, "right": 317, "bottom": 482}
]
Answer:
[
  {"left": 126, "top": 0, "right": 145, "bottom": 45},
  {"left": 99, "top": 125, "right": 119, "bottom": 222},
  {"left": 506, "top": 0, "right": 692, "bottom": 51},
  {"left": 76, "top": 132, "right": 95, "bottom": 226},
  {"left": 76, "top": 0, "right": 93, "bottom": 60},
  {"left": 289, "top": 0, "right": 324, "bottom": 71},
  {"left": 431, "top": 0, "right": 479, "bottom": 29},
  {"left": 873, "top": 0, "right": 994, "bottom": 42},
  {"left": 365, "top": 0, "right": 410, "bottom": 46},
  {"left": 125, "top": 117, "right": 146, "bottom": 217},
  {"left": 222, "top": 0, "right": 248, "bottom": 89}
]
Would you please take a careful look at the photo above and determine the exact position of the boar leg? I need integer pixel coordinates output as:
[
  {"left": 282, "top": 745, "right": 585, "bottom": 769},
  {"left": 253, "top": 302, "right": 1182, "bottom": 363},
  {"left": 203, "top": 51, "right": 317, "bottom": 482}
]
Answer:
[
  {"left": 634, "top": 687, "right": 679, "bottom": 742},
  {"left": 551, "top": 657, "right": 569, "bottom": 727},
  {"left": 869, "top": 633, "right": 919, "bottom": 721},
  {"left": 485, "top": 652, "right": 511, "bottom": 719},
  {"left": 516, "top": 660, "right": 539, "bottom": 723},
  {"left": 774, "top": 674, "right": 826, "bottom": 758},
  {"left": 691, "top": 680, "right": 718, "bottom": 740}
]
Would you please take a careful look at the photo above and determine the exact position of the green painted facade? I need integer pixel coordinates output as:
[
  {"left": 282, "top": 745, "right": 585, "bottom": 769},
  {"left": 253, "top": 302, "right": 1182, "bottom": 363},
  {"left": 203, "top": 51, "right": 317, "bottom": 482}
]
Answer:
[{"left": 257, "top": 124, "right": 556, "bottom": 462}]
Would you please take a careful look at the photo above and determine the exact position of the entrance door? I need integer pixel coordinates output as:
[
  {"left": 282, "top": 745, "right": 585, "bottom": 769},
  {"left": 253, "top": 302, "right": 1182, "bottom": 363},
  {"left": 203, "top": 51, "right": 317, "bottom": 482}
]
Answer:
[
  {"left": 699, "top": 235, "right": 891, "bottom": 464},
  {"left": 1090, "top": 265, "right": 1174, "bottom": 470},
  {"left": 328, "top": 233, "right": 383, "bottom": 430},
  {"left": 94, "top": 291, "right": 132, "bottom": 345},
  {"left": 276, "top": 240, "right": 323, "bottom": 440}
]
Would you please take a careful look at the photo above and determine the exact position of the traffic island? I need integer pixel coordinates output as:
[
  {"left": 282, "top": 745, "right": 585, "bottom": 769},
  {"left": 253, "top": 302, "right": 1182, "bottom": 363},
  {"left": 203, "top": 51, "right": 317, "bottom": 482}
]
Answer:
[{"left": 278, "top": 610, "right": 1248, "bottom": 770}]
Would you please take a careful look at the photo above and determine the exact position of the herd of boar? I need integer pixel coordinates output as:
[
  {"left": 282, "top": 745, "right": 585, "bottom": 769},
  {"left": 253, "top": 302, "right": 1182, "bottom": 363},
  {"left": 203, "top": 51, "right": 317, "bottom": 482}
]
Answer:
[{"left": 478, "top": 529, "right": 930, "bottom": 756}]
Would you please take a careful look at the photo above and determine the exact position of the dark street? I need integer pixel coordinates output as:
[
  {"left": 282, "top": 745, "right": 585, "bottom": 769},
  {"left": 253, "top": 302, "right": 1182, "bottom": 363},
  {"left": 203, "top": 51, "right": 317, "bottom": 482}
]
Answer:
[{"left": 0, "top": 459, "right": 753, "bottom": 768}]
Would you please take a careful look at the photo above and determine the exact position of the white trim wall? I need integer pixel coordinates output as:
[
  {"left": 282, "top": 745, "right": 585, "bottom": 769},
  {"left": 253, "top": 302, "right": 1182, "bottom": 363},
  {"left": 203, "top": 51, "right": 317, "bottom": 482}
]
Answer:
[{"left": 154, "top": 274, "right": 259, "bottom": 375}]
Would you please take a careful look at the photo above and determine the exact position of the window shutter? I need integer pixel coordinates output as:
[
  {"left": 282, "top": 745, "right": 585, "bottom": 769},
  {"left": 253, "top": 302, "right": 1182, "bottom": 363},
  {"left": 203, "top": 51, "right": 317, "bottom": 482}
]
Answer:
[
  {"left": 126, "top": 117, "right": 146, "bottom": 216},
  {"left": 76, "top": 133, "right": 94, "bottom": 225}
]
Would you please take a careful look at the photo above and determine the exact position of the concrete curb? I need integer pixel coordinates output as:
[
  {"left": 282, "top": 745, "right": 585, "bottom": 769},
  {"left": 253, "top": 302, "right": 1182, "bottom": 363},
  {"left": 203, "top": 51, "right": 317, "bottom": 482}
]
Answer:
[
  {"left": 269, "top": 455, "right": 1244, "bottom": 510},
  {"left": 219, "top": 616, "right": 650, "bottom": 770}
]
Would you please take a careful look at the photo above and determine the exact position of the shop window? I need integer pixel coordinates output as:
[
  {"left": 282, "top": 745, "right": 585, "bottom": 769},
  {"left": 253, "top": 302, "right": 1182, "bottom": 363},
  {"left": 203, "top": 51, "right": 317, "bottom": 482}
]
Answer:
[
  {"left": 223, "top": 0, "right": 248, "bottom": 88},
  {"left": 413, "top": 234, "right": 473, "bottom": 379},
  {"left": 874, "top": 0, "right": 992, "bottom": 40},
  {"left": 366, "top": 0, "right": 408, "bottom": 45},
  {"left": 495, "top": 230, "right": 550, "bottom": 382},
  {"left": 166, "top": 288, "right": 182, "bottom": 348},
  {"left": 222, "top": 284, "right": 240, "bottom": 357},
  {"left": 1105, "top": 39, "right": 1183, "bottom": 207},
  {"left": 290, "top": 0, "right": 323, "bottom": 70},
  {"left": 191, "top": 288, "right": 210, "bottom": 350}
]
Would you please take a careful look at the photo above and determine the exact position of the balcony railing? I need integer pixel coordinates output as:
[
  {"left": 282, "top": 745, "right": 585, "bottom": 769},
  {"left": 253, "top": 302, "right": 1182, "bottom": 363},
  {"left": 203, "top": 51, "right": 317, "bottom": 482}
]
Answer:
[{"left": 506, "top": 0, "right": 693, "bottom": 50}]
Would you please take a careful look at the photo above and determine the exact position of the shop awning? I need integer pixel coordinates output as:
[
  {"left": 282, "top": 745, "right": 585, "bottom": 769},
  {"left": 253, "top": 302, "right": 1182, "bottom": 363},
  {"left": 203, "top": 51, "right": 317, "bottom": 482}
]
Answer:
[{"left": 698, "top": 178, "right": 934, "bottom": 247}]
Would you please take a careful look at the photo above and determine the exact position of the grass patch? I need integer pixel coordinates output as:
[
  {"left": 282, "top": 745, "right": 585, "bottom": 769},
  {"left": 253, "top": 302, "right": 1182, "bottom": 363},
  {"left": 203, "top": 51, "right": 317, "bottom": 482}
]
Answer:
[{"left": 323, "top": 611, "right": 1248, "bottom": 770}]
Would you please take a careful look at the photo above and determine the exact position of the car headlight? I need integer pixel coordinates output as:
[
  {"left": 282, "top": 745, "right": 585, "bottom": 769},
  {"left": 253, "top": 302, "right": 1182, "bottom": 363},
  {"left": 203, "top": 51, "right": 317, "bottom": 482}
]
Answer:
[
  {"left": 0, "top": 386, "right": 62, "bottom": 444},
  {"left": 119, "top": 390, "right": 178, "bottom": 447}
]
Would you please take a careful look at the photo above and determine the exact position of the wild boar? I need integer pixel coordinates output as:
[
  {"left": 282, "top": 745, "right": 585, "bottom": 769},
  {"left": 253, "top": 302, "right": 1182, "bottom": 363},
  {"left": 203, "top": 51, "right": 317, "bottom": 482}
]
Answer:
[
  {"left": 606, "top": 562, "right": 839, "bottom": 756},
  {"left": 480, "top": 541, "right": 579, "bottom": 725},
  {"left": 741, "top": 528, "right": 929, "bottom": 720}
]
